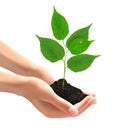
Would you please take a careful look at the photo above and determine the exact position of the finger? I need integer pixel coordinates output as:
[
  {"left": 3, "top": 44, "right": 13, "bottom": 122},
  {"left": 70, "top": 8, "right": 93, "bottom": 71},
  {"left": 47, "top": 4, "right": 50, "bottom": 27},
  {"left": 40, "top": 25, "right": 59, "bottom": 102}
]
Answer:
[
  {"left": 75, "top": 96, "right": 93, "bottom": 111},
  {"left": 75, "top": 96, "right": 92, "bottom": 110},
  {"left": 48, "top": 93, "right": 78, "bottom": 117},
  {"left": 75, "top": 96, "right": 96, "bottom": 116},
  {"left": 30, "top": 99, "right": 71, "bottom": 118},
  {"left": 78, "top": 99, "right": 96, "bottom": 115},
  {"left": 83, "top": 91, "right": 96, "bottom": 97}
]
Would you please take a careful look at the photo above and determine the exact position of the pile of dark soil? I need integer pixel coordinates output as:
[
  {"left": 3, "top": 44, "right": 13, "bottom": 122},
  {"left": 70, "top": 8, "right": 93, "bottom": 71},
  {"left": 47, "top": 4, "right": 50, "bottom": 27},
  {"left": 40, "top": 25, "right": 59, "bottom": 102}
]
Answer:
[{"left": 51, "top": 79, "right": 88, "bottom": 105}]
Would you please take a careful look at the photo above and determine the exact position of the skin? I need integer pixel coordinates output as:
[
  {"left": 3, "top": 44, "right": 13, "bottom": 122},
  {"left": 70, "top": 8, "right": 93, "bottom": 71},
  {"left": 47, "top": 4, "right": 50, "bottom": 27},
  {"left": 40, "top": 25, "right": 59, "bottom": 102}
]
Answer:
[{"left": 0, "top": 40, "right": 96, "bottom": 118}]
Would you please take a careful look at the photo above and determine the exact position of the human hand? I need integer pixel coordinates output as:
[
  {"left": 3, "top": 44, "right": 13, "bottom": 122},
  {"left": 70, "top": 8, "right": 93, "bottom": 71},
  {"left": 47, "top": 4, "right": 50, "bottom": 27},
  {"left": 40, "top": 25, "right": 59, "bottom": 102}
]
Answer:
[
  {"left": 21, "top": 77, "right": 96, "bottom": 118},
  {"left": 0, "top": 41, "right": 96, "bottom": 118},
  {"left": 74, "top": 92, "right": 96, "bottom": 116}
]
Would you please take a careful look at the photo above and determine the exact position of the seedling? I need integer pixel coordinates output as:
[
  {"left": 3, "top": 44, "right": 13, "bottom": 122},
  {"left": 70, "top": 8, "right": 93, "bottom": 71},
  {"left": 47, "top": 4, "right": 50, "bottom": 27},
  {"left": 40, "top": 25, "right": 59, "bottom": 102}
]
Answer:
[{"left": 36, "top": 7, "right": 100, "bottom": 86}]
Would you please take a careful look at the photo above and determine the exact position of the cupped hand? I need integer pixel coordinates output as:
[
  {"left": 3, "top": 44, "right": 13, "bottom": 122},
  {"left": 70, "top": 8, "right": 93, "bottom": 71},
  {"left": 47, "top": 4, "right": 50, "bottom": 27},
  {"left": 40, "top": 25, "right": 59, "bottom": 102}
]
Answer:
[{"left": 21, "top": 77, "right": 96, "bottom": 118}]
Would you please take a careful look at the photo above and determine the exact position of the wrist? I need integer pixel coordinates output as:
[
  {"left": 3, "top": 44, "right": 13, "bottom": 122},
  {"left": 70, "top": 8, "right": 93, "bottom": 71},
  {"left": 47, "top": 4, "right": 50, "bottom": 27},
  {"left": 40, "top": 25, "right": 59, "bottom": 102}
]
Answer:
[
  {"left": 26, "top": 64, "right": 54, "bottom": 85},
  {"left": 0, "top": 71, "right": 29, "bottom": 96}
]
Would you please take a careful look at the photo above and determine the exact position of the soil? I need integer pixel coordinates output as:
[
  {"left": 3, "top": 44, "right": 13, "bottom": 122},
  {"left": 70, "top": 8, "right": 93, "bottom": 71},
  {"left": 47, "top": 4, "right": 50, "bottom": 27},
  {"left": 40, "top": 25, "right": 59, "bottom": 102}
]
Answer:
[{"left": 50, "top": 79, "right": 88, "bottom": 105}]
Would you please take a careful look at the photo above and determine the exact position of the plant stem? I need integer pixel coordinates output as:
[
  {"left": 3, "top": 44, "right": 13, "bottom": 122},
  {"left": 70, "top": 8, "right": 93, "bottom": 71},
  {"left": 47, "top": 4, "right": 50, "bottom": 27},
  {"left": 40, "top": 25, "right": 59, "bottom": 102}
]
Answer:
[{"left": 62, "top": 40, "right": 68, "bottom": 86}]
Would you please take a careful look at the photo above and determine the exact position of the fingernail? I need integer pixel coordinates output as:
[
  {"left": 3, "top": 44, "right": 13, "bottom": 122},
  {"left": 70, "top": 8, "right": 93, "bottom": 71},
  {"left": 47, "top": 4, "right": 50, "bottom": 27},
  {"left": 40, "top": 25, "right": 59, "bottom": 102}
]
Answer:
[{"left": 68, "top": 106, "right": 78, "bottom": 116}]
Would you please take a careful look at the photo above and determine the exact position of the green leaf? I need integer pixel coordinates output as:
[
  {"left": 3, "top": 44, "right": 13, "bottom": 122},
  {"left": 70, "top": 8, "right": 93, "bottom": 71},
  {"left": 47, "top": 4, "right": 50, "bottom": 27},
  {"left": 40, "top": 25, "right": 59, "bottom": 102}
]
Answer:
[
  {"left": 51, "top": 7, "right": 69, "bottom": 40},
  {"left": 67, "top": 38, "right": 94, "bottom": 55},
  {"left": 66, "top": 24, "right": 92, "bottom": 45},
  {"left": 67, "top": 54, "right": 100, "bottom": 72},
  {"left": 36, "top": 35, "right": 65, "bottom": 62}
]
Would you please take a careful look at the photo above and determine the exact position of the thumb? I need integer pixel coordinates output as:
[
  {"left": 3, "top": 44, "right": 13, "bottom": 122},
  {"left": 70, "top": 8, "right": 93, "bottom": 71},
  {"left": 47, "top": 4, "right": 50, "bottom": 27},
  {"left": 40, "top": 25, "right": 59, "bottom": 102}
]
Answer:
[{"left": 50, "top": 94, "right": 78, "bottom": 116}]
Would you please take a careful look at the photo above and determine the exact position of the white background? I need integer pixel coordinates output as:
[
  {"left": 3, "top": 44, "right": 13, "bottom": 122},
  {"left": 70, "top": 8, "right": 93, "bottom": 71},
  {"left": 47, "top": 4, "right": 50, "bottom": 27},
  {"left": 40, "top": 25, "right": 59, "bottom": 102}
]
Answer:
[{"left": 0, "top": 0, "right": 115, "bottom": 129}]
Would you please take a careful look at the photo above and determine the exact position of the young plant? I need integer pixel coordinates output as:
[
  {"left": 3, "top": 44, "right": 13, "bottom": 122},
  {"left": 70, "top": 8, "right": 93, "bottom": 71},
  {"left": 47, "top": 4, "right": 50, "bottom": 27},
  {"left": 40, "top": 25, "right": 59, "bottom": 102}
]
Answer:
[{"left": 36, "top": 7, "right": 100, "bottom": 86}]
